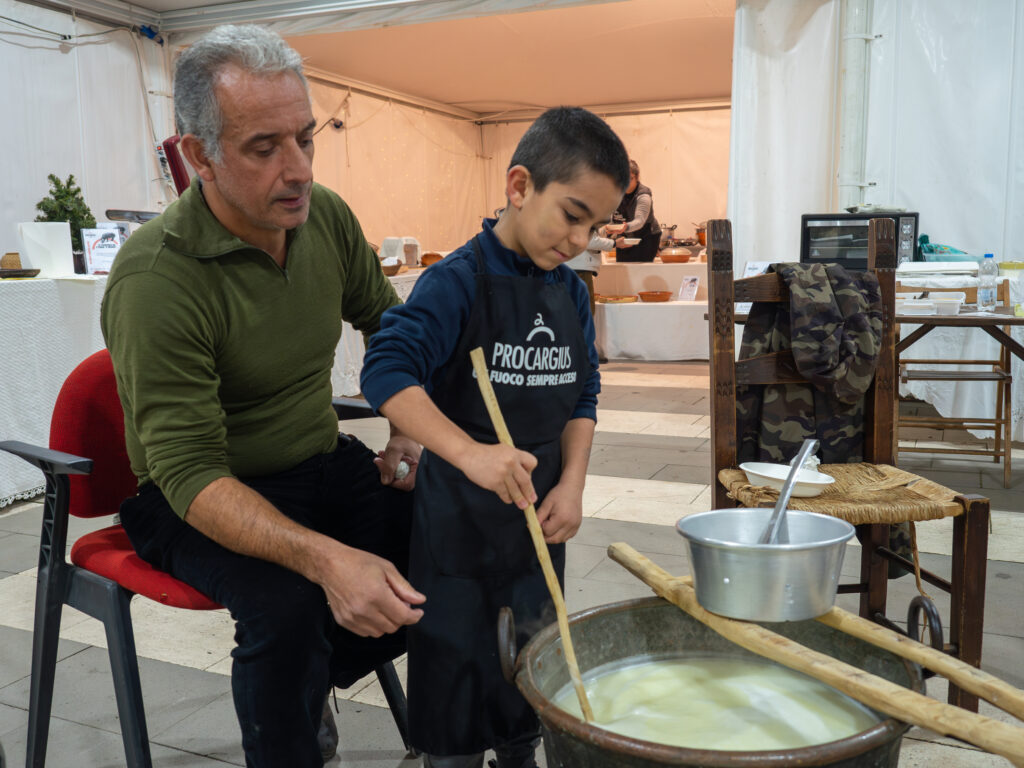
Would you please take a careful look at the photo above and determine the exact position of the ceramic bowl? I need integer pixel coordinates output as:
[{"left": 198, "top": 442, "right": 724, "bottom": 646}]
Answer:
[
  {"left": 638, "top": 291, "right": 673, "bottom": 302},
  {"left": 659, "top": 249, "right": 690, "bottom": 263},
  {"left": 739, "top": 462, "right": 835, "bottom": 498}
]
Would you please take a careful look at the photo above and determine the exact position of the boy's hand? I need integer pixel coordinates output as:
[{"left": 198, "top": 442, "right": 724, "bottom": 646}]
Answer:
[
  {"left": 534, "top": 481, "right": 584, "bottom": 543},
  {"left": 460, "top": 443, "right": 538, "bottom": 509},
  {"left": 375, "top": 434, "right": 421, "bottom": 490}
]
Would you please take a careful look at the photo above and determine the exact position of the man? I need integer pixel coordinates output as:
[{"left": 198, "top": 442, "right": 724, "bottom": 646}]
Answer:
[{"left": 100, "top": 24, "right": 423, "bottom": 767}]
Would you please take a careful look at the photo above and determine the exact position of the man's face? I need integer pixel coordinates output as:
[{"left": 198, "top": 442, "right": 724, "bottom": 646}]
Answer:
[
  {"left": 203, "top": 65, "right": 315, "bottom": 240},
  {"left": 516, "top": 168, "right": 623, "bottom": 271}
]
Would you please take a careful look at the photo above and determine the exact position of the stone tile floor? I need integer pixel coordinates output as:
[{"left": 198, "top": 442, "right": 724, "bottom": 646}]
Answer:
[{"left": 0, "top": 360, "right": 1020, "bottom": 766}]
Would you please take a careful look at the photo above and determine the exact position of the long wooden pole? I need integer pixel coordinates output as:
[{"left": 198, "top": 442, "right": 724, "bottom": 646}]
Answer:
[
  {"left": 469, "top": 347, "right": 595, "bottom": 722},
  {"left": 816, "top": 605, "right": 1024, "bottom": 722},
  {"left": 608, "top": 542, "right": 1024, "bottom": 767}
]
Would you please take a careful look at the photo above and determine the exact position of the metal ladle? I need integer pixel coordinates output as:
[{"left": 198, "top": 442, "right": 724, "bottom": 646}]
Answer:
[{"left": 758, "top": 439, "right": 820, "bottom": 544}]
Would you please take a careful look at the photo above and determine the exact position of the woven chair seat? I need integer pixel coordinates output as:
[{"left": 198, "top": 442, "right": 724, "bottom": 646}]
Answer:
[{"left": 718, "top": 463, "right": 963, "bottom": 525}]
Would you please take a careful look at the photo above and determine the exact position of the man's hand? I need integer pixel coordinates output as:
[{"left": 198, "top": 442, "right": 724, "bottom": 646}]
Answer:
[
  {"left": 534, "top": 481, "right": 584, "bottom": 543},
  {"left": 374, "top": 434, "right": 421, "bottom": 491},
  {"left": 458, "top": 443, "right": 538, "bottom": 509},
  {"left": 319, "top": 543, "right": 425, "bottom": 637},
  {"left": 187, "top": 478, "right": 424, "bottom": 637}
]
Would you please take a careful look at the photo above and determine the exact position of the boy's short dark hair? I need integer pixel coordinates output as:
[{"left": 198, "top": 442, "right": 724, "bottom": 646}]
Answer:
[{"left": 508, "top": 107, "right": 630, "bottom": 193}]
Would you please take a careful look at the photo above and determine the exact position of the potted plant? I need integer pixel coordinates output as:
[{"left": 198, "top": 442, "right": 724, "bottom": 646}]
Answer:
[{"left": 34, "top": 174, "right": 96, "bottom": 273}]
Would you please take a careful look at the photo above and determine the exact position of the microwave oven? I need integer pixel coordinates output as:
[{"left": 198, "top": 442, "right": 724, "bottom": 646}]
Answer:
[{"left": 799, "top": 212, "right": 918, "bottom": 271}]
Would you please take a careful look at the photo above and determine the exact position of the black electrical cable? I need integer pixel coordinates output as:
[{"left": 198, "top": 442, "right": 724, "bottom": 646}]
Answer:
[
  {"left": 0, "top": 13, "right": 67, "bottom": 38},
  {"left": 312, "top": 118, "right": 344, "bottom": 137}
]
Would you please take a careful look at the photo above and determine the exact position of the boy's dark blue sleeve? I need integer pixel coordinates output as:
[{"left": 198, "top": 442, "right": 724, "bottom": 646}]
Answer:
[
  {"left": 360, "top": 257, "right": 476, "bottom": 412},
  {"left": 560, "top": 266, "right": 601, "bottom": 421}
]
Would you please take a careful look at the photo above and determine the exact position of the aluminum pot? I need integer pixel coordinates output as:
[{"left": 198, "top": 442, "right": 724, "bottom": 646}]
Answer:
[
  {"left": 676, "top": 508, "right": 855, "bottom": 622},
  {"left": 501, "top": 597, "right": 920, "bottom": 768}
]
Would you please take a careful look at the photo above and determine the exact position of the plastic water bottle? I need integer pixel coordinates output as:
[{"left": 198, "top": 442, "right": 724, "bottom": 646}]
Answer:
[{"left": 978, "top": 253, "right": 998, "bottom": 311}]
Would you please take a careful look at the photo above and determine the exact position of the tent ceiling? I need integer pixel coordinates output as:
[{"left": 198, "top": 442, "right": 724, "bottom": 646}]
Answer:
[
  {"left": 288, "top": 0, "right": 734, "bottom": 115},
  {"left": 41, "top": 0, "right": 734, "bottom": 116}
]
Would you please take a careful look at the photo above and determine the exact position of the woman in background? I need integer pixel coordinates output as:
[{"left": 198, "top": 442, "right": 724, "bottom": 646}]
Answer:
[{"left": 610, "top": 159, "right": 660, "bottom": 262}]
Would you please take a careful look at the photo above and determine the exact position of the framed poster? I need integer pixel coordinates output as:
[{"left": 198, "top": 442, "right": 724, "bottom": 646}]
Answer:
[
  {"left": 81, "top": 226, "right": 122, "bottom": 274},
  {"left": 678, "top": 276, "right": 700, "bottom": 301}
]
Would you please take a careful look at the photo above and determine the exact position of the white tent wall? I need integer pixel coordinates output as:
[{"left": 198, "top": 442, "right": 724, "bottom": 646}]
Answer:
[
  {"left": 864, "top": 0, "right": 1024, "bottom": 259},
  {"left": 0, "top": 0, "right": 173, "bottom": 254},
  {"left": 307, "top": 77, "right": 486, "bottom": 251},
  {"left": 480, "top": 108, "right": 732, "bottom": 237},
  {"left": 730, "top": 0, "right": 1024, "bottom": 273},
  {"left": 728, "top": 0, "right": 841, "bottom": 274}
]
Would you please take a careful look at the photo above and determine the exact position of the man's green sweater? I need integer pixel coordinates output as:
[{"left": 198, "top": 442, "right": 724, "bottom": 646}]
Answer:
[{"left": 101, "top": 179, "right": 400, "bottom": 518}]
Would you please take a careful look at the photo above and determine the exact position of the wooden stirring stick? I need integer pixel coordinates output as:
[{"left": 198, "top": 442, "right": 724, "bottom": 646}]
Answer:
[
  {"left": 608, "top": 542, "right": 1024, "bottom": 767},
  {"left": 469, "top": 347, "right": 595, "bottom": 723}
]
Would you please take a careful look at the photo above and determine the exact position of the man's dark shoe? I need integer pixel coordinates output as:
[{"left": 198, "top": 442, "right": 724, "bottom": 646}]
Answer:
[{"left": 319, "top": 695, "right": 339, "bottom": 763}]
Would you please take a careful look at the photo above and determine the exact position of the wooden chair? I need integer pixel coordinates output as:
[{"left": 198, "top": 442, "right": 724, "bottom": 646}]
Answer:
[
  {"left": 895, "top": 280, "right": 1012, "bottom": 486},
  {"left": 0, "top": 350, "right": 411, "bottom": 768},
  {"left": 707, "top": 217, "right": 991, "bottom": 711}
]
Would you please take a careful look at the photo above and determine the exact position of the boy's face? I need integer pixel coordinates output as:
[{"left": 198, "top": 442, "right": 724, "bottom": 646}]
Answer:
[{"left": 504, "top": 165, "right": 623, "bottom": 271}]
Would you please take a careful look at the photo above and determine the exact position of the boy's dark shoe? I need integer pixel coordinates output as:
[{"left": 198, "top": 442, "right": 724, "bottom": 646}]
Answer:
[{"left": 319, "top": 695, "right": 339, "bottom": 762}]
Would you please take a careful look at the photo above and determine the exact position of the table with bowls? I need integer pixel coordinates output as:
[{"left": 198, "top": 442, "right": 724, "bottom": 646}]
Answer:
[{"left": 592, "top": 261, "right": 709, "bottom": 360}]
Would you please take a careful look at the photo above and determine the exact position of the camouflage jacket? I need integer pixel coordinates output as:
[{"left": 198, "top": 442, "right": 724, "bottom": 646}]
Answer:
[{"left": 736, "top": 263, "right": 883, "bottom": 464}]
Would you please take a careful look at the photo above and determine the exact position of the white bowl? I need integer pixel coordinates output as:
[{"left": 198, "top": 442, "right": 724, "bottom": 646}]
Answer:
[
  {"left": 739, "top": 462, "right": 835, "bottom": 498},
  {"left": 621, "top": 237, "right": 641, "bottom": 246}
]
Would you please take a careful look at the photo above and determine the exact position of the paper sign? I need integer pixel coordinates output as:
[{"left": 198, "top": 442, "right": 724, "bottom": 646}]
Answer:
[
  {"left": 678, "top": 276, "right": 700, "bottom": 301},
  {"left": 81, "top": 227, "right": 122, "bottom": 274},
  {"left": 17, "top": 221, "right": 74, "bottom": 277},
  {"left": 736, "top": 261, "right": 772, "bottom": 314}
]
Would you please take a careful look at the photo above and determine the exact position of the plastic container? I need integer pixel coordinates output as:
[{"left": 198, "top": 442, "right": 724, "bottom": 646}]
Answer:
[{"left": 978, "top": 253, "right": 998, "bottom": 311}]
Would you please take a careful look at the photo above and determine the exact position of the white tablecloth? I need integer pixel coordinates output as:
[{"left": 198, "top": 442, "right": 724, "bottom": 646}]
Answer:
[
  {"left": 0, "top": 276, "right": 108, "bottom": 508},
  {"left": 594, "top": 261, "right": 708, "bottom": 300},
  {"left": 897, "top": 274, "right": 1024, "bottom": 441},
  {"left": 0, "top": 269, "right": 423, "bottom": 508},
  {"left": 331, "top": 270, "right": 422, "bottom": 396},
  {"left": 594, "top": 300, "right": 710, "bottom": 361}
]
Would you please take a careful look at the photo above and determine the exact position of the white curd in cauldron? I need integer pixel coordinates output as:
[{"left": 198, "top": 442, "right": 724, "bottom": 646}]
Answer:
[{"left": 553, "top": 655, "right": 881, "bottom": 751}]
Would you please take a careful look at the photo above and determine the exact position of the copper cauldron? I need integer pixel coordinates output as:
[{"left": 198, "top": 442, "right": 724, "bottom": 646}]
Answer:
[{"left": 500, "top": 597, "right": 921, "bottom": 768}]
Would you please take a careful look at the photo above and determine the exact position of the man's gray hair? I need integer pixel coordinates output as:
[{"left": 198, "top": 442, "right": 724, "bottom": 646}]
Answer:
[{"left": 173, "top": 24, "right": 308, "bottom": 163}]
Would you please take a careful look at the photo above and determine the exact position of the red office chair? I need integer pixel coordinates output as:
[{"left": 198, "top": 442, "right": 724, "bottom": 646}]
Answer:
[
  {"left": 160, "top": 135, "right": 191, "bottom": 197},
  {"left": 1, "top": 350, "right": 410, "bottom": 767}
]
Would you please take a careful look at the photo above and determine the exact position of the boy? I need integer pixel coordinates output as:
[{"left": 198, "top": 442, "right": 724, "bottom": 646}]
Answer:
[{"left": 360, "top": 107, "right": 629, "bottom": 768}]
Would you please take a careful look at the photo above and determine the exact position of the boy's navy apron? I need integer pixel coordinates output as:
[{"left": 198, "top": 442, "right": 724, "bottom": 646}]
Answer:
[{"left": 407, "top": 236, "right": 588, "bottom": 755}]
